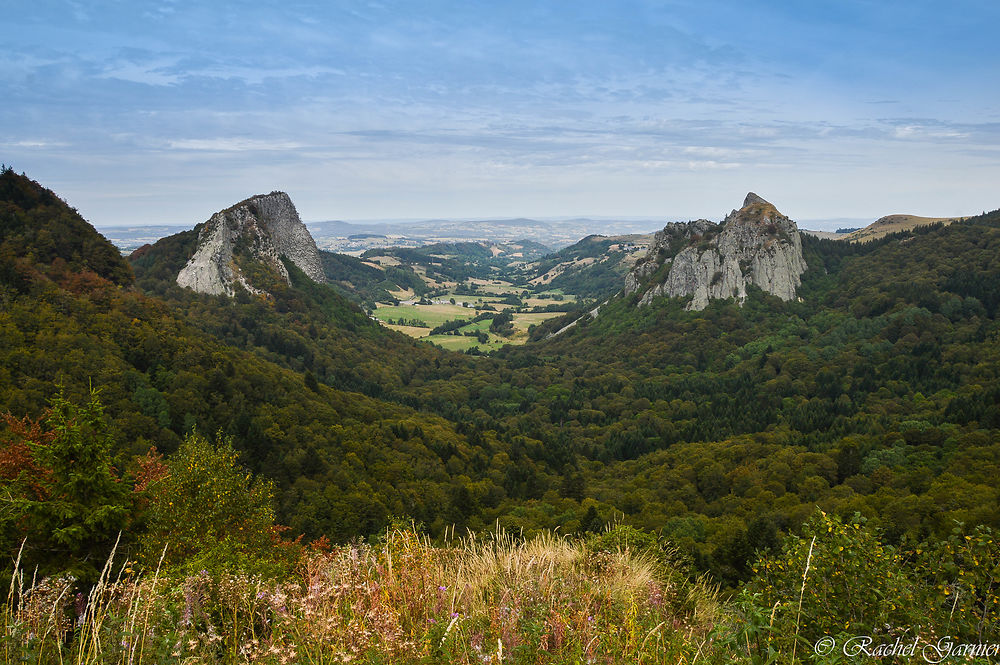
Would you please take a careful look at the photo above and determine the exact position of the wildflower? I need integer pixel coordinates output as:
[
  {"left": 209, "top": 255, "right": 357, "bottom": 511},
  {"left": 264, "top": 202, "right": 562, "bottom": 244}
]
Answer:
[{"left": 75, "top": 592, "right": 86, "bottom": 624}]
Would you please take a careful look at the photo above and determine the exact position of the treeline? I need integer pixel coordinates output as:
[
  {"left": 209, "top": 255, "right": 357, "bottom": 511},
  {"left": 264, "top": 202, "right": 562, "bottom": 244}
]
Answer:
[{"left": 520, "top": 234, "right": 641, "bottom": 299}]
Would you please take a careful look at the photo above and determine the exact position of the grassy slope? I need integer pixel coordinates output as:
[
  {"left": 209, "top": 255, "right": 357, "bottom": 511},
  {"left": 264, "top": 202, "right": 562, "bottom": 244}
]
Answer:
[
  {"left": 844, "top": 213, "right": 964, "bottom": 242},
  {"left": 3, "top": 528, "right": 723, "bottom": 663}
]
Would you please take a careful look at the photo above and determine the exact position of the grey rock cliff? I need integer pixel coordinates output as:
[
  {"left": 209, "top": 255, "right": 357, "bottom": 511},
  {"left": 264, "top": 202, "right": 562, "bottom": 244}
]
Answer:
[
  {"left": 177, "top": 192, "right": 325, "bottom": 296},
  {"left": 625, "top": 193, "right": 806, "bottom": 310}
]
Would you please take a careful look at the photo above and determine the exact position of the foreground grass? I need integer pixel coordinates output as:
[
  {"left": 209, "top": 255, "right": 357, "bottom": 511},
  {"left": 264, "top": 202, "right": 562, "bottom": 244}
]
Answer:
[{"left": 3, "top": 530, "right": 726, "bottom": 664}]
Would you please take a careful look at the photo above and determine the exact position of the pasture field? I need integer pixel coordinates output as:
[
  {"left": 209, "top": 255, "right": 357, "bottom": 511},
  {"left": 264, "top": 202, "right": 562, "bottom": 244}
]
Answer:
[
  {"left": 374, "top": 286, "right": 573, "bottom": 352},
  {"left": 373, "top": 303, "right": 475, "bottom": 327},
  {"left": 383, "top": 324, "right": 432, "bottom": 337}
]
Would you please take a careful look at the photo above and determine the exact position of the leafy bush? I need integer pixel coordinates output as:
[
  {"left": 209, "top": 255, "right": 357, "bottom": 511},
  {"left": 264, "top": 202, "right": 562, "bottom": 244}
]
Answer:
[
  {"left": 139, "top": 432, "right": 294, "bottom": 577},
  {"left": 738, "top": 510, "right": 1000, "bottom": 660}
]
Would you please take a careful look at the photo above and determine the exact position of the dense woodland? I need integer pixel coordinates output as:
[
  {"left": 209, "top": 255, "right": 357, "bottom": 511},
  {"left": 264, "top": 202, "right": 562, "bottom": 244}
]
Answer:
[{"left": 2, "top": 167, "right": 1000, "bottom": 659}]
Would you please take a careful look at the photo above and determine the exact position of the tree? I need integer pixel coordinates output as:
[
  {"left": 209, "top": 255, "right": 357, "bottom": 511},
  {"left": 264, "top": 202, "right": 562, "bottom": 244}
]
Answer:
[
  {"left": 1, "top": 389, "right": 131, "bottom": 584},
  {"left": 139, "top": 431, "right": 287, "bottom": 575},
  {"left": 582, "top": 505, "right": 604, "bottom": 533}
]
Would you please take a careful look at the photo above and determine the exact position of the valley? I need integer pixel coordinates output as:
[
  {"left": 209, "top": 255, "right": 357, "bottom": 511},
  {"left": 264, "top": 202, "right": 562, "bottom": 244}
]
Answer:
[
  {"left": 3, "top": 169, "right": 1000, "bottom": 660},
  {"left": 318, "top": 235, "right": 635, "bottom": 352}
]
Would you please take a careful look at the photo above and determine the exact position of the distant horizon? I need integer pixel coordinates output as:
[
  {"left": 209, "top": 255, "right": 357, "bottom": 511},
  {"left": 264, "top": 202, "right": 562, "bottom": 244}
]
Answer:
[
  {"left": 6, "top": 1, "right": 998, "bottom": 227},
  {"left": 82, "top": 205, "right": 909, "bottom": 233},
  {"left": 92, "top": 211, "right": 879, "bottom": 234}
]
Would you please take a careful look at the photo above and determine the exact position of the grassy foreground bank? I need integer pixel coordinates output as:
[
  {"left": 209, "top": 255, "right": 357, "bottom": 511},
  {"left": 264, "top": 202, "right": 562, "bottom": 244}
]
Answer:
[
  {"left": 3, "top": 529, "right": 723, "bottom": 664},
  {"left": 5, "top": 516, "right": 999, "bottom": 664}
]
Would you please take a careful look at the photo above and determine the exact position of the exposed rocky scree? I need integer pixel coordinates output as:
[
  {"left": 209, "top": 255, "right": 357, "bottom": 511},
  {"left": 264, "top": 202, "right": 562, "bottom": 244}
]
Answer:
[
  {"left": 176, "top": 192, "right": 325, "bottom": 296},
  {"left": 624, "top": 193, "right": 806, "bottom": 310}
]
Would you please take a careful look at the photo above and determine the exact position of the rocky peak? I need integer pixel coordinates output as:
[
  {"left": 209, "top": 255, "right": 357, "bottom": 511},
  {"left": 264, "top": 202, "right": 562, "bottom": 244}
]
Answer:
[
  {"left": 176, "top": 191, "right": 325, "bottom": 296},
  {"left": 722, "top": 192, "right": 786, "bottom": 231},
  {"left": 624, "top": 193, "right": 806, "bottom": 310}
]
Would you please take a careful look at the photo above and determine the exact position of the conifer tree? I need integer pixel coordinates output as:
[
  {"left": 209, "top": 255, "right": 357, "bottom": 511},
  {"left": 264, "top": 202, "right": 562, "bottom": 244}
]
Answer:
[{"left": 2, "top": 388, "right": 130, "bottom": 584}]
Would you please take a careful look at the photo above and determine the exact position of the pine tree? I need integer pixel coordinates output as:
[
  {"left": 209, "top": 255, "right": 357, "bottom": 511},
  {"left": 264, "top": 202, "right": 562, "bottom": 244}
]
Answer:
[{"left": 2, "top": 388, "right": 131, "bottom": 584}]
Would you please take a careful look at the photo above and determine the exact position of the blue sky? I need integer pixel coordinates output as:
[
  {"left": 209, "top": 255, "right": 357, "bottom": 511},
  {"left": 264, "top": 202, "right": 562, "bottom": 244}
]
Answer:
[{"left": 3, "top": 1, "right": 999, "bottom": 228}]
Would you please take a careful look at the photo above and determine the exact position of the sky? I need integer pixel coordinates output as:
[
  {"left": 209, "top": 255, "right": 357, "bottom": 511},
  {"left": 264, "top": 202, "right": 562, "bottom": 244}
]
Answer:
[{"left": 2, "top": 0, "right": 999, "bottom": 229}]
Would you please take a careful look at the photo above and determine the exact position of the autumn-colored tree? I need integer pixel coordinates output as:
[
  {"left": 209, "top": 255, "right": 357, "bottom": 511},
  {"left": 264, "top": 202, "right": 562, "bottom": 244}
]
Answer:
[{"left": 1, "top": 389, "right": 131, "bottom": 584}]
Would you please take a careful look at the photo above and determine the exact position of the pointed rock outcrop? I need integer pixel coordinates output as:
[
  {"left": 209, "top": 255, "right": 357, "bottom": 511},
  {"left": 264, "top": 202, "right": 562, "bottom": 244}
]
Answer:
[
  {"left": 624, "top": 193, "right": 806, "bottom": 310},
  {"left": 177, "top": 192, "right": 325, "bottom": 296}
]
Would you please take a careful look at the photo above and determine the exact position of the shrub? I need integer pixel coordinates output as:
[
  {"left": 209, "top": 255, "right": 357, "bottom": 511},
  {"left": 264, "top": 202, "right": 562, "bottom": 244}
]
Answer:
[{"left": 139, "top": 432, "right": 293, "bottom": 577}]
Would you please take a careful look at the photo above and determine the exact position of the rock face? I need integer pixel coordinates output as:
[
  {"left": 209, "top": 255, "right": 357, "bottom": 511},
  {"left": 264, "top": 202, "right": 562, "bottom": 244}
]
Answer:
[
  {"left": 177, "top": 192, "right": 325, "bottom": 296},
  {"left": 624, "top": 193, "right": 806, "bottom": 310}
]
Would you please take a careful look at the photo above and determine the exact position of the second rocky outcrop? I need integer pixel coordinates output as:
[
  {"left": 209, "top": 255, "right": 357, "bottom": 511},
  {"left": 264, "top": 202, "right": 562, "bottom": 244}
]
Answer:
[{"left": 624, "top": 193, "right": 806, "bottom": 310}]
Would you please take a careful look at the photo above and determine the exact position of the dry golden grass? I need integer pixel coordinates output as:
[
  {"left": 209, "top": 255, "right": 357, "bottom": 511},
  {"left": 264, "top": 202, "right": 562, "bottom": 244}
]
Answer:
[
  {"left": 382, "top": 324, "right": 432, "bottom": 338},
  {"left": 844, "top": 214, "right": 964, "bottom": 243},
  {"left": 3, "top": 528, "right": 727, "bottom": 664}
]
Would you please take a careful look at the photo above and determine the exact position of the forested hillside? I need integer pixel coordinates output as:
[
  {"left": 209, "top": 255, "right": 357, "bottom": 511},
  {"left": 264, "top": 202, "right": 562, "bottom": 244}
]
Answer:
[
  {"left": 3, "top": 169, "right": 1000, "bottom": 660},
  {"left": 485, "top": 218, "right": 1000, "bottom": 581},
  {"left": 0, "top": 170, "right": 506, "bottom": 563},
  {"left": 523, "top": 233, "right": 651, "bottom": 299}
]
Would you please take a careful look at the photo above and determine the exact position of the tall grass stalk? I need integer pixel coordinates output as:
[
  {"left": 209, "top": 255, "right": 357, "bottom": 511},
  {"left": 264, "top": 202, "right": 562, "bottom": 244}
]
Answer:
[
  {"left": 790, "top": 535, "right": 816, "bottom": 665},
  {"left": 3, "top": 540, "right": 26, "bottom": 664},
  {"left": 74, "top": 532, "right": 120, "bottom": 664}
]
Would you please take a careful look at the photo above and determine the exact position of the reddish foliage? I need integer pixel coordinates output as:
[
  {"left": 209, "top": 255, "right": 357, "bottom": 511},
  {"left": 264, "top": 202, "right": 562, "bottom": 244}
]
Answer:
[
  {"left": 133, "top": 446, "right": 169, "bottom": 493},
  {"left": 0, "top": 412, "right": 54, "bottom": 498},
  {"left": 308, "top": 534, "right": 333, "bottom": 553},
  {"left": 61, "top": 268, "right": 112, "bottom": 295}
]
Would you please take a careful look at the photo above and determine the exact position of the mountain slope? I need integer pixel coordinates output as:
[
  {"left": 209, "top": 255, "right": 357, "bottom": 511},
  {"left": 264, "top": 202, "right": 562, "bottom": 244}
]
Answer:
[
  {"left": 524, "top": 233, "right": 653, "bottom": 299},
  {"left": 490, "top": 211, "right": 1000, "bottom": 579},
  {"left": 0, "top": 171, "right": 519, "bottom": 545},
  {"left": 0, "top": 167, "right": 133, "bottom": 288},
  {"left": 843, "top": 213, "right": 964, "bottom": 243},
  {"left": 6, "top": 170, "right": 1000, "bottom": 591}
]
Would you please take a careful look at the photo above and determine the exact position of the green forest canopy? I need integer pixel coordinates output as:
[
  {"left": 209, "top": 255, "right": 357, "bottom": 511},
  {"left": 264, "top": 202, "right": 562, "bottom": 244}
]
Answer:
[{"left": 2, "top": 167, "right": 1000, "bottom": 594}]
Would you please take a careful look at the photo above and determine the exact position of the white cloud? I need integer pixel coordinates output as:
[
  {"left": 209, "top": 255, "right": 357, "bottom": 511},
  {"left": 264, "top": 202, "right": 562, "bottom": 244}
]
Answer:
[
  {"left": 686, "top": 160, "right": 740, "bottom": 171},
  {"left": 101, "top": 61, "right": 181, "bottom": 86},
  {"left": 2, "top": 139, "right": 70, "bottom": 148},
  {"left": 891, "top": 124, "right": 969, "bottom": 140},
  {"left": 167, "top": 138, "right": 308, "bottom": 152}
]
